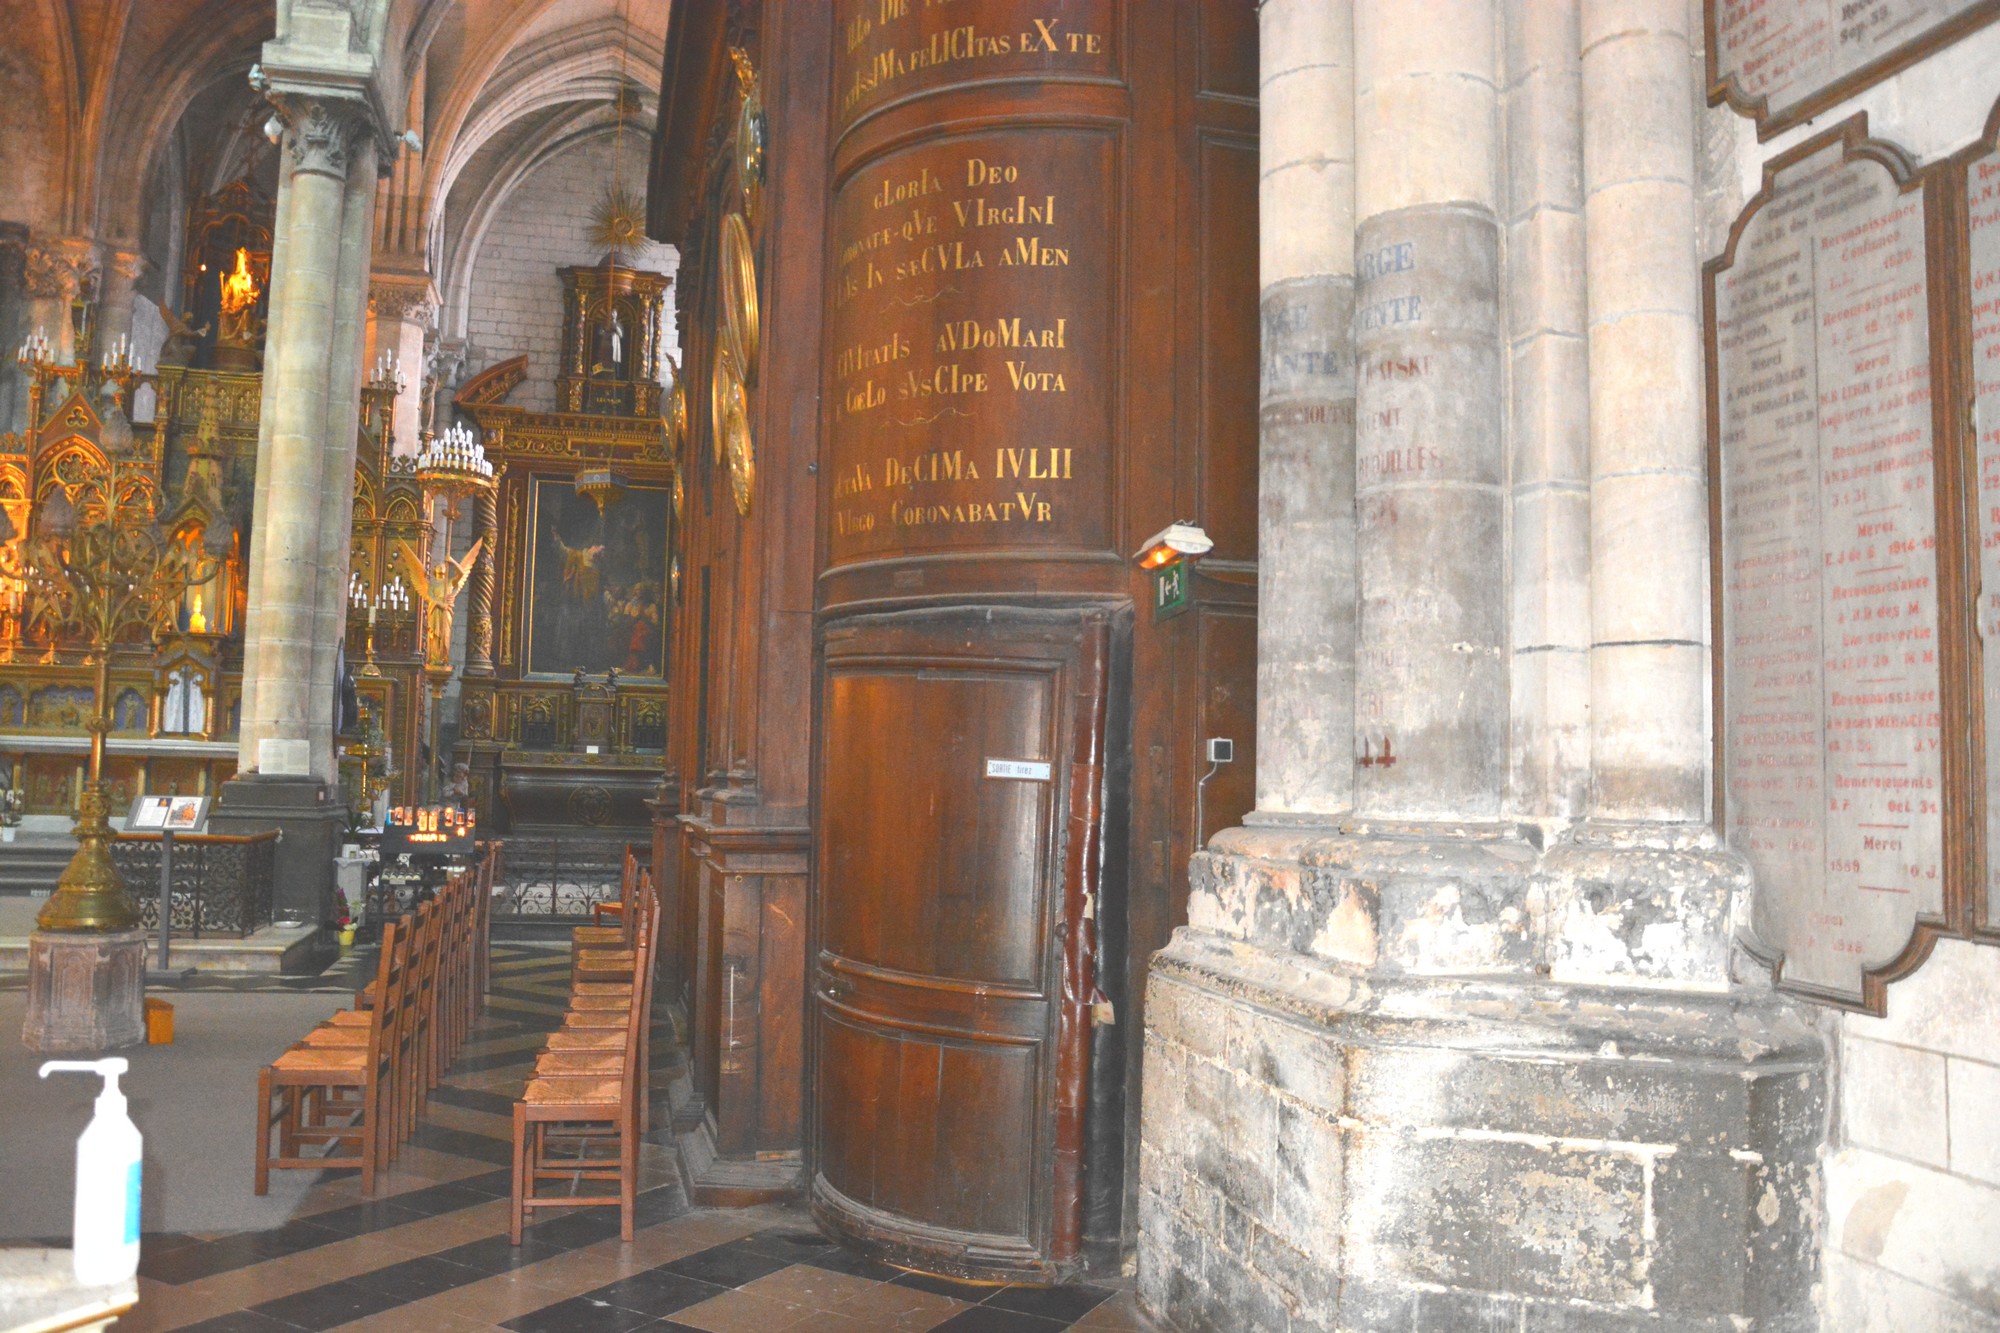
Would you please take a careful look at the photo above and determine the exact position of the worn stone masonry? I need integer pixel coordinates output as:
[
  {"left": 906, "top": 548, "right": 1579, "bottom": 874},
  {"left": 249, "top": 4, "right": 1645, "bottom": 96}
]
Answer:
[
  {"left": 1134, "top": 1, "right": 1830, "bottom": 1328},
  {"left": 1140, "top": 930, "right": 1824, "bottom": 1333}
]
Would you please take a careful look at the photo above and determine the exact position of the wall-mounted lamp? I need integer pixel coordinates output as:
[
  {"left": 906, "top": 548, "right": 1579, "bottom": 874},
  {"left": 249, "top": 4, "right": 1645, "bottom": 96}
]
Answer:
[{"left": 1133, "top": 521, "right": 1213, "bottom": 570}]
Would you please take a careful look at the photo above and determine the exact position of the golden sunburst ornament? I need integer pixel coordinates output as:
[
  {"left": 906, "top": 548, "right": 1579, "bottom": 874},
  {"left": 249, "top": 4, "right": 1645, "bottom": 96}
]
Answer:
[{"left": 589, "top": 187, "right": 648, "bottom": 260}]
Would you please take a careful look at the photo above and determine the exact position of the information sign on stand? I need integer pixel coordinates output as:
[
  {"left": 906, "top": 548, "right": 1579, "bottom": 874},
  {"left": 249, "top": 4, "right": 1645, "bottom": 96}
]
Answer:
[{"left": 126, "top": 795, "right": 210, "bottom": 834}]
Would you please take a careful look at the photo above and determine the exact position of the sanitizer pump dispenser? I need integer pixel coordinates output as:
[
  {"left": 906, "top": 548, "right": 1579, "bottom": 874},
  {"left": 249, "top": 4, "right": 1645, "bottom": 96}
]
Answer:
[{"left": 39, "top": 1057, "right": 143, "bottom": 1285}]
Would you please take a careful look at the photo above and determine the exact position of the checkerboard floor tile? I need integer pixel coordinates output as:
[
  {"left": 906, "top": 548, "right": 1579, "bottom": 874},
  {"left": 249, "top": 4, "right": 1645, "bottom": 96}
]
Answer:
[{"left": 114, "top": 942, "right": 1157, "bottom": 1333}]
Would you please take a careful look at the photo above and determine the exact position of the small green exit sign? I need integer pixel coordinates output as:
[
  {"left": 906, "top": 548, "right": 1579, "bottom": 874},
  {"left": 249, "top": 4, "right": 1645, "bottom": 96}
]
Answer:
[{"left": 1153, "top": 558, "right": 1188, "bottom": 622}]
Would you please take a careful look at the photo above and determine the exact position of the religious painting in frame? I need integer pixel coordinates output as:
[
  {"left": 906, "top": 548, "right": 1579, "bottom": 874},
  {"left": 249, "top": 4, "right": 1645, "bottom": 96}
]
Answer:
[{"left": 523, "top": 477, "right": 669, "bottom": 680}]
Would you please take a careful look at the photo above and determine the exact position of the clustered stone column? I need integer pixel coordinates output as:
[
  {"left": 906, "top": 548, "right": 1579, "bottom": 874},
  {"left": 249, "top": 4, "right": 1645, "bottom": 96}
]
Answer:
[{"left": 1140, "top": 2, "right": 1825, "bottom": 1325}]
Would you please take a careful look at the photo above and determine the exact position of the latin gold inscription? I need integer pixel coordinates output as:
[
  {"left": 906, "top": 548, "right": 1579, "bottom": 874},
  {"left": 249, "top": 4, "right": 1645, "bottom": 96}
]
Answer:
[{"left": 827, "top": 109, "right": 1108, "bottom": 555}]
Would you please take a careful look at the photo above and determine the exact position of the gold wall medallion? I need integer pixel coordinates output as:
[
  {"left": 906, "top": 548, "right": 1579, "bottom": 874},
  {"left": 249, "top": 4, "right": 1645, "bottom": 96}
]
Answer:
[
  {"left": 721, "top": 383, "right": 754, "bottom": 518},
  {"left": 711, "top": 346, "right": 745, "bottom": 466},
  {"left": 720, "top": 212, "right": 760, "bottom": 384},
  {"left": 671, "top": 460, "right": 684, "bottom": 520},
  {"left": 738, "top": 79, "right": 766, "bottom": 224},
  {"left": 662, "top": 379, "right": 687, "bottom": 456}
]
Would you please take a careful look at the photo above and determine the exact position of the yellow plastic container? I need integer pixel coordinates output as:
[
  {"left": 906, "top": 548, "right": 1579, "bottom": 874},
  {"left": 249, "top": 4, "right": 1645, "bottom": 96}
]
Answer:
[{"left": 144, "top": 997, "right": 174, "bottom": 1045}]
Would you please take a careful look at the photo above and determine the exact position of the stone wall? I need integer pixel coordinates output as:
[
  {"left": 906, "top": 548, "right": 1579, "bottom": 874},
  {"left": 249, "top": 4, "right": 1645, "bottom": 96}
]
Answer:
[
  {"left": 1698, "top": 26, "right": 2000, "bottom": 1333},
  {"left": 460, "top": 136, "right": 675, "bottom": 414},
  {"left": 1141, "top": 919, "right": 1826, "bottom": 1332},
  {"left": 1820, "top": 942, "right": 2000, "bottom": 1330}
]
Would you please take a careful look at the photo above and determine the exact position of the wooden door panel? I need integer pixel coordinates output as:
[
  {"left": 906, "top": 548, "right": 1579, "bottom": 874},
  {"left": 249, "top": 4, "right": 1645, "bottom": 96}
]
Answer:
[
  {"left": 816, "top": 1007, "right": 1039, "bottom": 1240},
  {"left": 812, "top": 610, "right": 1112, "bottom": 1281},
  {"left": 822, "top": 666, "right": 1054, "bottom": 986}
]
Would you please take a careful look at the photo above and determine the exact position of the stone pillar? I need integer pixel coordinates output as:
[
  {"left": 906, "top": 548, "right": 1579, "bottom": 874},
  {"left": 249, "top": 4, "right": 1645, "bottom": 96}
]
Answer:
[
  {"left": 95, "top": 250, "right": 148, "bottom": 355},
  {"left": 21, "top": 239, "right": 99, "bottom": 369},
  {"left": 237, "top": 166, "right": 298, "bottom": 764},
  {"left": 237, "top": 96, "right": 373, "bottom": 781},
  {"left": 0, "top": 225, "right": 28, "bottom": 432},
  {"left": 215, "top": 93, "right": 383, "bottom": 935},
  {"left": 365, "top": 271, "right": 433, "bottom": 455},
  {"left": 309, "top": 133, "right": 377, "bottom": 780},
  {"left": 1504, "top": 1, "right": 1592, "bottom": 822},
  {"left": 1248, "top": 0, "right": 1357, "bottom": 823},
  {"left": 1537, "top": 0, "right": 1742, "bottom": 990},
  {"left": 1580, "top": 0, "right": 1707, "bottom": 825},
  {"left": 1351, "top": 0, "right": 1505, "bottom": 824}
]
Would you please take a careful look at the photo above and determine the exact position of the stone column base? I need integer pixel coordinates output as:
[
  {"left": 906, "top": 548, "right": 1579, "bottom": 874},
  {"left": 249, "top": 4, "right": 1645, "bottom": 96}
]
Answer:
[
  {"left": 1138, "top": 931, "right": 1825, "bottom": 1332},
  {"left": 22, "top": 929, "right": 148, "bottom": 1053},
  {"left": 209, "top": 774, "right": 346, "bottom": 937}
]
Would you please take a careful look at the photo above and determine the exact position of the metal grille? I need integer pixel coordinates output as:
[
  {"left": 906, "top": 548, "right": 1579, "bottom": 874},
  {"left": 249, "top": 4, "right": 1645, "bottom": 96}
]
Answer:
[
  {"left": 114, "top": 834, "right": 277, "bottom": 938},
  {"left": 489, "top": 834, "right": 624, "bottom": 921}
]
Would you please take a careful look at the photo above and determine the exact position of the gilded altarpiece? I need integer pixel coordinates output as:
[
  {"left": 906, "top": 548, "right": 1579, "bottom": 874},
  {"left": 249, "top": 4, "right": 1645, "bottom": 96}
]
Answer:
[
  {"left": 0, "top": 371, "right": 254, "bottom": 812},
  {"left": 455, "top": 266, "right": 676, "bottom": 834}
]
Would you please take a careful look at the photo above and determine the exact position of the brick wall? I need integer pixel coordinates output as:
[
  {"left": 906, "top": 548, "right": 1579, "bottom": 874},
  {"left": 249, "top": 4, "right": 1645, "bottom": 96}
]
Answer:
[{"left": 462, "top": 137, "right": 677, "bottom": 414}]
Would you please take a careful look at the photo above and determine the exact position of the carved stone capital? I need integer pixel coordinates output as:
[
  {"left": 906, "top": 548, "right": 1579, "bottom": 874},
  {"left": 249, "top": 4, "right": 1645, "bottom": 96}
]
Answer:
[
  {"left": 106, "top": 250, "right": 149, "bottom": 284},
  {"left": 22, "top": 238, "right": 102, "bottom": 301},
  {"left": 367, "top": 274, "right": 437, "bottom": 327},
  {"left": 271, "top": 94, "right": 373, "bottom": 180}
]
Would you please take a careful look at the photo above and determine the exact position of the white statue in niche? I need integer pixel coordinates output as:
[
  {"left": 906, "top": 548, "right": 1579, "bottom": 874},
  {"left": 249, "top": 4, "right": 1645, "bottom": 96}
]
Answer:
[{"left": 163, "top": 666, "right": 206, "bottom": 735}]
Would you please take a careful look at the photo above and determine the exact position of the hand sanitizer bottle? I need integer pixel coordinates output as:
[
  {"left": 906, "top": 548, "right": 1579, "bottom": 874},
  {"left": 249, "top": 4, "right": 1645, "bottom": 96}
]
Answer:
[{"left": 39, "top": 1057, "right": 143, "bottom": 1285}]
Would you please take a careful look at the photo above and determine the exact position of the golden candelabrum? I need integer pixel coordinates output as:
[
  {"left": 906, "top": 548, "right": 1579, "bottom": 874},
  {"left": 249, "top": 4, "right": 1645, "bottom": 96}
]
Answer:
[{"left": 21, "top": 486, "right": 229, "bottom": 932}]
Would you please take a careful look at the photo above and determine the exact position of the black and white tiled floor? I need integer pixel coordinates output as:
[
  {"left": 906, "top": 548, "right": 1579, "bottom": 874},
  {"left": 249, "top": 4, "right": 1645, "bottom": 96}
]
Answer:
[{"left": 112, "top": 942, "right": 1155, "bottom": 1333}]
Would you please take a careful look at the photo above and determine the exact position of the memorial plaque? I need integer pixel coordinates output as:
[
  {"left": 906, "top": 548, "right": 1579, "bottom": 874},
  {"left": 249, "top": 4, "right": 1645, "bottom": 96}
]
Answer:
[
  {"left": 1708, "top": 0, "right": 2000, "bottom": 139},
  {"left": 834, "top": 0, "right": 1117, "bottom": 132},
  {"left": 1967, "top": 145, "right": 2000, "bottom": 935},
  {"left": 825, "top": 127, "right": 1115, "bottom": 565},
  {"left": 1715, "top": 137, "right": 1944, "bottom": 1006}
]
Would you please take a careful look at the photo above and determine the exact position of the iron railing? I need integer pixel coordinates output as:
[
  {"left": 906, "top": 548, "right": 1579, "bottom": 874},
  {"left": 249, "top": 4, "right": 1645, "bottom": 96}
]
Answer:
[
  {"left": 112, "top": 830, "right": 278, "bottom": 938},
  {"left": 488, "top": 833, "right": 625, "bottom": 922}
]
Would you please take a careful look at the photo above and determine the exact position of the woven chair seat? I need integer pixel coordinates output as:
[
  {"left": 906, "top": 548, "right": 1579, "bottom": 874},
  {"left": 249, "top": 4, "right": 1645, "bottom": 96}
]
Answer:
[
  {"left": 535, "top": 1051, "right": 622, "bottom": 1076},
  {"left": 545, "top": 1028, "right": 624, "bottom": 1050},
  {"left": 300, "top": 1025, "right": 371, "bottom": 1047},
  {"left": 273, "top": 1046, "right": 367, "bottom": 1071},
  {"left": 523, "top": 1075, "right": 622, "bottom": 1106}
]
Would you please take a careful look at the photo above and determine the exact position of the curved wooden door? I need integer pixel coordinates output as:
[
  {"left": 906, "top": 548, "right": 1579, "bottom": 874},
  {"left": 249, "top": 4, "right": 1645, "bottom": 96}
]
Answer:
[{"left": 812, "top": 609, "right": 1108, "bottom": 1282}]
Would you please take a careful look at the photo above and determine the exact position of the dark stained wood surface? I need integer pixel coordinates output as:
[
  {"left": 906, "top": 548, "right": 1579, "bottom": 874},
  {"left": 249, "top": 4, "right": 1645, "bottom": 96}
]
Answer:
[
  {"left": 812, "top": 609, "right": 1110, "bottom": 1278},
  {"left": 806, "top": 0, "right": 1260, "bottom": 1277}
]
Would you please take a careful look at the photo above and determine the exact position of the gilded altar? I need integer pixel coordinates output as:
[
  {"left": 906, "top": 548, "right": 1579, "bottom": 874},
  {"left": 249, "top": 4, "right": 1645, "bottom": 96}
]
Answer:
[
  {"left": 0, "top": 352, "right": 435, "bottom": 820},
  {"left": 453, "top": 259, "right": 678, "bottom": 833}
]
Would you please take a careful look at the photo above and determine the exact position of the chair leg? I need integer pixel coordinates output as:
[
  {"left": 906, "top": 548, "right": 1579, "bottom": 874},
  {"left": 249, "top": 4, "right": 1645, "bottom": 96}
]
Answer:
[
  {"left": 620, "top": 1112, "right": 637, "bottom": 1242},
  {"left": 361, "top": 1076, "right": 378, "bottom": 1196},
  {"left": 509, "top": 1104, "right": 528, "bottom": 1246},
  {"left": 254, "top": 1067, "right": 273, "bottom": 1196}
]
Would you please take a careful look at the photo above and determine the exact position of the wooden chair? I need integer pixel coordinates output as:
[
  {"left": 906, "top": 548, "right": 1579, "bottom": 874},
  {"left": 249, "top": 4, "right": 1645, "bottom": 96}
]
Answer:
[
  {"left": 510, "top": 902, "right": 653, "bottom": 1243},
  {"left": 255, "top": 918, "right": 408, "bottom": 1196},
  {"left": 572, "top": 843, "right": 645, "bottom": 951}
]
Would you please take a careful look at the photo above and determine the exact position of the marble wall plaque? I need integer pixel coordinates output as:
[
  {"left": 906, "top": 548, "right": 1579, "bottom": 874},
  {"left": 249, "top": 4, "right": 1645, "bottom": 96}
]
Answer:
[
  {"left": 1716, "top": 139, "right": 1944, "bottom": 1005},
  {"left": 1966, "top": 146, "right": 2000, "bottom": 935},
  {"left": 1708, "top": 0, "right": 2000, "bottom": 138}
]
